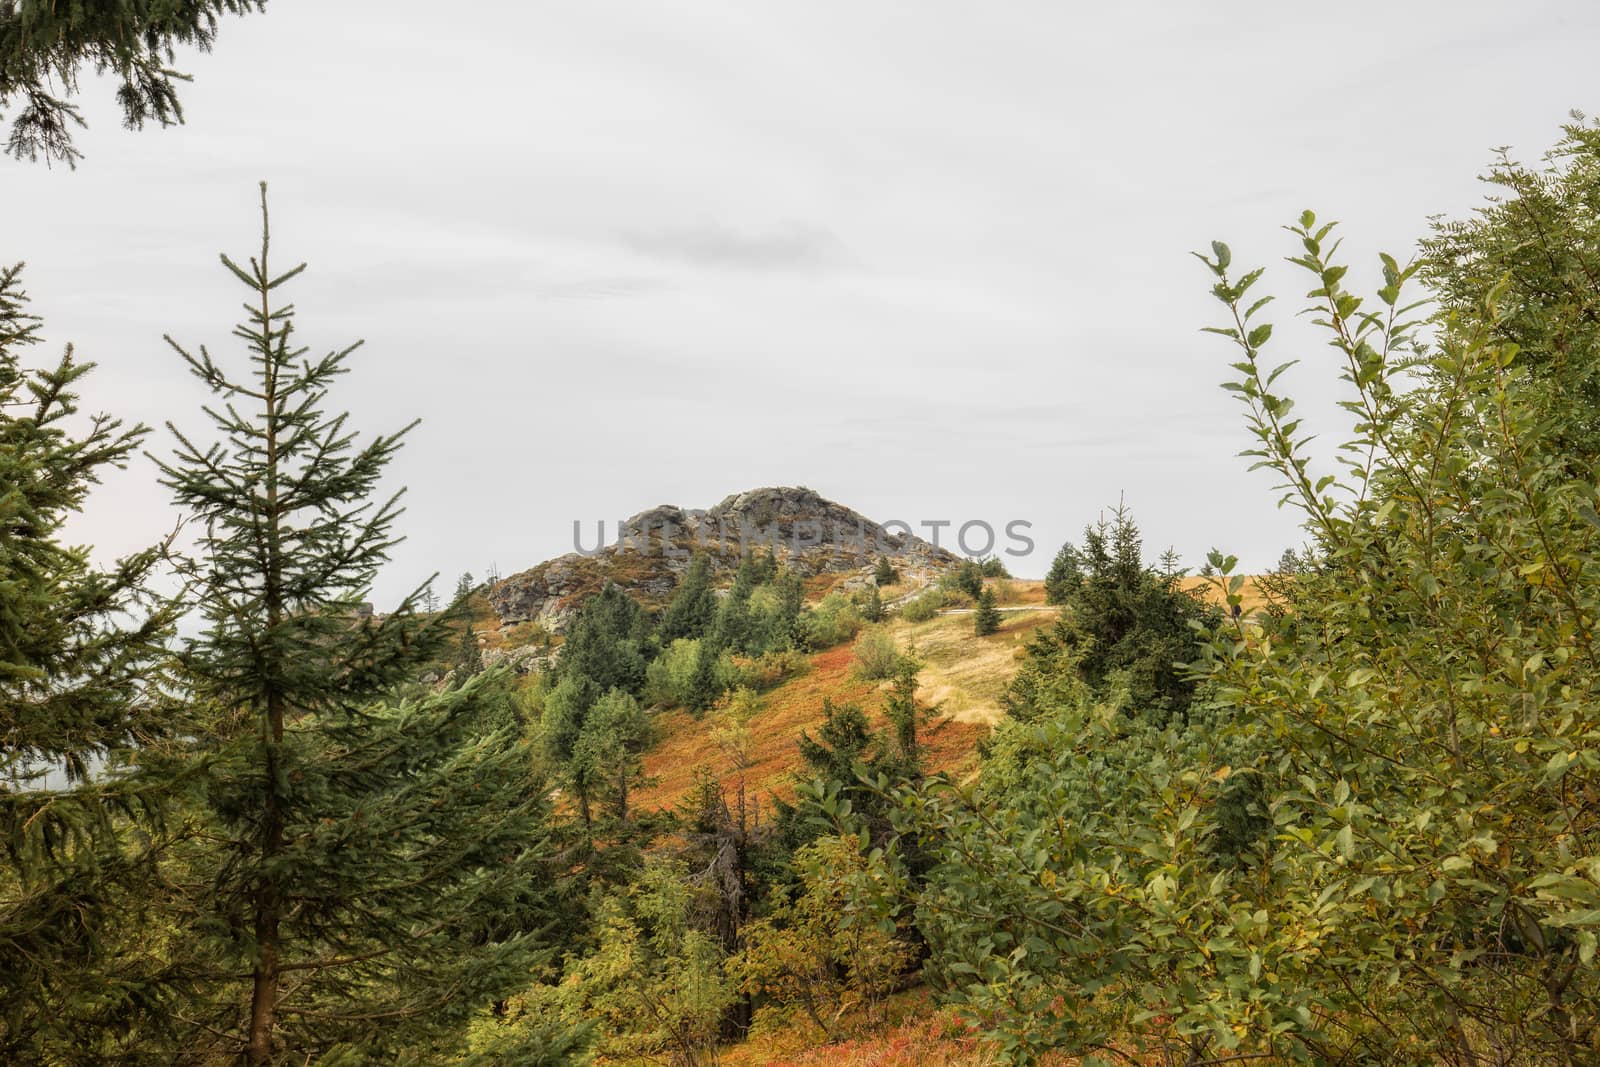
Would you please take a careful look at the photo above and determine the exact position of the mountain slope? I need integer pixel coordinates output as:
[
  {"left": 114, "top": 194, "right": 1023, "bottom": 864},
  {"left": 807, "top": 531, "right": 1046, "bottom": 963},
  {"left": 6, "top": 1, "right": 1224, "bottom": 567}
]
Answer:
[{"left": 631, "top": 585, "right": 1061, "bottom": 812}]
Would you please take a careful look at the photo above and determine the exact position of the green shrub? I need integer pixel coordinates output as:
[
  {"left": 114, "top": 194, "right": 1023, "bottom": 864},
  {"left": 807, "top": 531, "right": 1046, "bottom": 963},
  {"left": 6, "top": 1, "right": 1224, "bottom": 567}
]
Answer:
[
  {"left": 877, "top": 169, "right": 1600, "bottom": 1066},
  {"left": 977, "top": 555, "right": 1009, "bottom": 578},
  {"left": 850, "top": 626, "right": 902, "bottom": 680},
  {"left": 799, "top": 593, "right": 861, "bottom": 650},
  {"left": 734, "top": 648, "right": 808, "bottom": 691},
  {"left": 643, "top": 637, "right": 702, "bottom": 706},
  {"left": 940, "top": 560, "right": 984, "bottom": 599},
  {"left": 899, "top": 589, "right": 945, "bottom": 623}
]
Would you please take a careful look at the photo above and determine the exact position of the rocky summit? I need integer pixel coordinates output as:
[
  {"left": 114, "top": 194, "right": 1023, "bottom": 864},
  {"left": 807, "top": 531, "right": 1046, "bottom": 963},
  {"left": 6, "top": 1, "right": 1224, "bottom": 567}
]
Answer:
[{"left": 485, "top": 486, "right": 958, "bottom": 632}]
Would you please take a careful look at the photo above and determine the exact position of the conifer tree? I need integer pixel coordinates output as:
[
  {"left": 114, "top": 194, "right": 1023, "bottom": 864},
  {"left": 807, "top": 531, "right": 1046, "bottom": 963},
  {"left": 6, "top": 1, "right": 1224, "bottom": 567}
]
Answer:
[
  {"left": 1018, "top": 506, "right": 1217, "bottom": 722},
  {"left": 658, "top": 553, "right": 716, "bottom": 644},
  {"left": 0, "top": 0, "right": 266, "bottom": 166},
  {"left": 861, "top": 583, "right": 885, "bottom": 623},
  {"left": 0, "top": 262, "right": 181, "bottom": 1057},
  {"left": 687, "top": 640, "right": 722, "bottom": 713},
  {"left": 155, "top": 186, "right": 559, "bottom": 1062},
  {"left": 948, "top": 558, "right": 984, "bottom": 599},
  {"left": 881, "top": 659, "right": 926, "bottom": 775},
  {"left": 557, "top": 583, "right": 648, "bottom": 695},
  {"left": 872, "top": 555, "right": 898, "bottom": 586},
  {"left": 794, "top": 698, "right": 875, "bottom": 792},
  {"left": 569, "top": 688, "right": 652, "bottom": 823},
  {"left": 1043, "top": 542, "right": 1075, "bottom": 604},
  {"left": 973, "top": 586, "right": 1001, "bottom": 636},
  {"left": 454, "top": 620, "right": 484, "bottom": 683},
  {"left": 781, "top": 677, "right": 931, "bottom": 855}
]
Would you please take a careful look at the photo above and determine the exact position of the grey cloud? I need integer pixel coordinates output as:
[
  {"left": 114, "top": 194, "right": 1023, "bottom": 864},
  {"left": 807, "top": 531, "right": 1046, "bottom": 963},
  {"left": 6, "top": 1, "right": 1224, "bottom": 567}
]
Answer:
[
  {"left": 535, "top": 276, "right": 670, "bottom": 301},
  {"left": 622, "top": 222, "right": 844, "bottom": 271}
]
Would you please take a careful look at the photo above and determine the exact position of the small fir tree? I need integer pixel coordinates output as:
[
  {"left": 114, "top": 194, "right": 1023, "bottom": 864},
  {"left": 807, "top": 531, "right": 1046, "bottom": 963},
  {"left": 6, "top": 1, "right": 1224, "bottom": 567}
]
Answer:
[
  {"left": 454, "top": 619, "right": 484, "bottom": 683},
  {"left": 154, "top": 186, "right": 559, "bottom": 1062},
  {"left": 861, "top": 583, "right": 885, "bottom": 622},
  {"left": 1043, "top": 542, "right": 1076, "bottom": 605},
  {"left": 973, "top": 586, "right": 1001, "bottom": 636}
]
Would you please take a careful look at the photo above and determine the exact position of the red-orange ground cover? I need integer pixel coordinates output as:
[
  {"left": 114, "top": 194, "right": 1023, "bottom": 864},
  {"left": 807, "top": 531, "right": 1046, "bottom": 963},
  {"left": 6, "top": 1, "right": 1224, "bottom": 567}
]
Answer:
[{"left": 631, "top": 643, "right": 987, "bottom": 813}]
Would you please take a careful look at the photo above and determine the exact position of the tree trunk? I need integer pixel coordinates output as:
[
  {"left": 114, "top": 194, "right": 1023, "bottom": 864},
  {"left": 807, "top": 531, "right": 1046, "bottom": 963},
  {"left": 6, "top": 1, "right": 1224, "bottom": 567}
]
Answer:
[
  {"left": 246, "top": 895, "right": 280, "bottom": 1062},
  {"left": 249, "top": 230, "right": 286, "bottom": 1064}
]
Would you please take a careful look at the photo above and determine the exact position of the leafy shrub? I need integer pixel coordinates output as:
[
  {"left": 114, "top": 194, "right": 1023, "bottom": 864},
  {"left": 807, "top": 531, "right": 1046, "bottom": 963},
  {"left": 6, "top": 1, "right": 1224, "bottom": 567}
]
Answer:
[
  {"left": 736, "top": 834, "right": 910, "bottom": 1040},
  {"left": 899, "top": 589, "right": 945, "bottom": 623},
  {"left": 878, "top": 166, "right": 1600, "bottom": 1066},
  {"left": 643, "top": 637, "right": 703, "bottom": 706},
  {"left": 940, "top": 560, "right": 984, "bottom": 599},
  {"left": 799, "top": 593, "right": 862, "bottom": 650},
  {"left": 851, "top": 626, "right": 902, "bottom": 680},
  {"left": 733, "top": 648, "right": 808, "bottom": 691},
  {"left": 531, "top": 859, "right": 735, "bottom": 1064}
]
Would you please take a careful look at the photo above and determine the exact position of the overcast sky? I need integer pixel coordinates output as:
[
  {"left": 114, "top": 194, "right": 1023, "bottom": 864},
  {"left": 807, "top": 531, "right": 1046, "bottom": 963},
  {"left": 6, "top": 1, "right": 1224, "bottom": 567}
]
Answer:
[{"left": 10, "top": 0, "right": 1599, "bottom": 606}]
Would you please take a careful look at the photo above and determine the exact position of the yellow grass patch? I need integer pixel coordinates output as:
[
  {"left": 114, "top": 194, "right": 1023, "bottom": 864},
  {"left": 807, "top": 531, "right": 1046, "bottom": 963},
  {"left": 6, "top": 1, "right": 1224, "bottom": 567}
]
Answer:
[{"left": 887, "top": 607, "right": 1055, "bottom": 727}]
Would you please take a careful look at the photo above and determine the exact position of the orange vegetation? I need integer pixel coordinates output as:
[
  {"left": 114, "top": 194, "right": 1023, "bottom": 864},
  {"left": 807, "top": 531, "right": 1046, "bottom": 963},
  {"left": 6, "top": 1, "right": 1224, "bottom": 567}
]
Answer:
[
  {"left": 632, "top": 642, "right": 990, "bottom": 814},
  {"left": 719, "top": 989, "right": 1088, "bottom": 1066}
]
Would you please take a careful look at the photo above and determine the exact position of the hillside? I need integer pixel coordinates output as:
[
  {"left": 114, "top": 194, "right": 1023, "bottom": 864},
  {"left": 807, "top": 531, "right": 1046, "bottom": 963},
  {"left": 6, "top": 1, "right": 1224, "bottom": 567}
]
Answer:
[
  {"left": 631, "top": 584, "right": 1060, "bottom": 812},
  {"left": 625, "top": 571, "right": 1267, "bottom": 814}
]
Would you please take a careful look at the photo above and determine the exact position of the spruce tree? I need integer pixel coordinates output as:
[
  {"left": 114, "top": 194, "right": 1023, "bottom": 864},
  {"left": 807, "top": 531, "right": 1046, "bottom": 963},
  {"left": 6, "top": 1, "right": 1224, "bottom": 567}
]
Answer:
[
  {"left": 861, "top": 583, "right": 885, "bottom": 623},
  {"left": 658, "top": 553, "right": 716, "bottom": 644},
  {"left": 155, "top": 186, "right": 559, "bottom": 1062},
  {"left": 881, "top": 659, "right": 925, "bottom": 775},
  {"left": 570, "top": 688, "right": 651, "bottom": 823},
  {"left": 1011, "top": 506, "right": 1219, "bottom": 723},
  {"left": 973, "top": 586, "right": 1001, "bottom": 636},
  {"left": 872, "top": 555, "right": 898, "bottom": 586},
  {"left": 794, "top": 698, "right": 875, "bottom": 790},
  {"left": 687, "top": 640, "right": 722, "bottom": 713},
  {"left": 949, "top": 558, "right": 984, "bottom": 599},
  {"left": 0, "top": 0, "right": 266, "bottom": 166},
  {"left": 557, "top": 582, "right": 649, "bottom": 697},
  {"left": 0, "top": 262, "right": 181, "bottom": 1057},
  {"left": 1043, "top": 542, "right": 1076, "bottom": 605},
  {"left": 454, "top": 620, "right": 484, "bottom": 683}
]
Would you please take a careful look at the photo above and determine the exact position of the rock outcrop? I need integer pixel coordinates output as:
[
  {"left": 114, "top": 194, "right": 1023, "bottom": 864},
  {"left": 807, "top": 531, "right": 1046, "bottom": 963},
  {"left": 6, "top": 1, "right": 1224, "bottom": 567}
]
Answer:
[{"left": 486, "top": 486, "right": 958, "bottom": 632}]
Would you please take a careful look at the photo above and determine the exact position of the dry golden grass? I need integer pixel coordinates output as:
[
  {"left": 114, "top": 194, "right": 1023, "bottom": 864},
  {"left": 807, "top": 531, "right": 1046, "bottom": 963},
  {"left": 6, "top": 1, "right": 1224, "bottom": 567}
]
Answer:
[
  {"left": 1006, "top": 579, "right": 1049, "bottom": 605},
  {"left": 887, "top": 606, "right": 1055, "bottom": 727}
]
